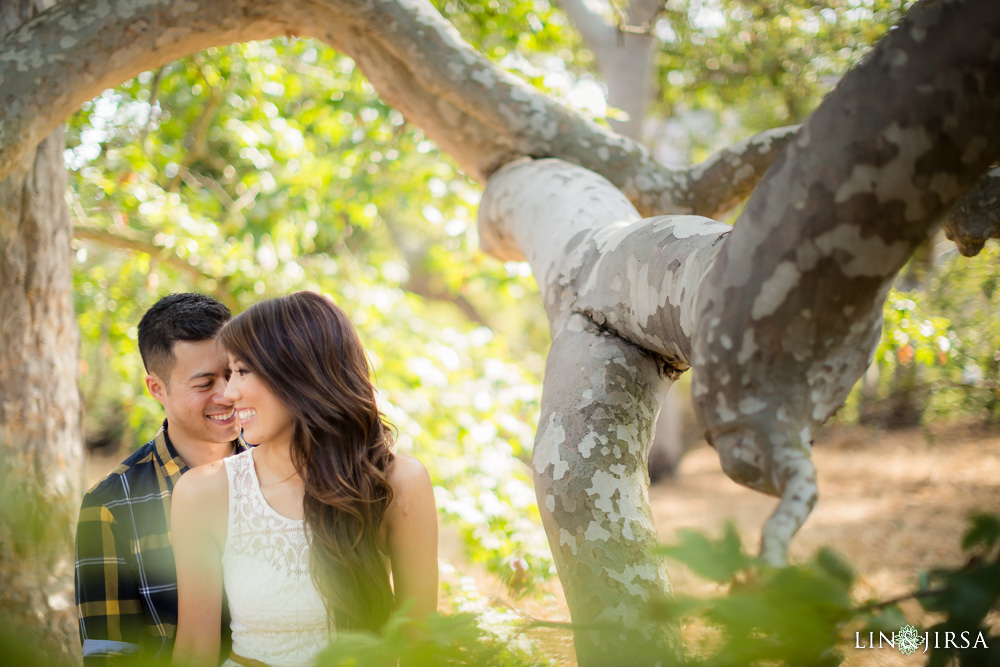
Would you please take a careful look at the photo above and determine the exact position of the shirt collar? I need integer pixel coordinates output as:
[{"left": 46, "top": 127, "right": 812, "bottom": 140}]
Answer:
[{"left": 154, "top": 419, "right": 249, "bottom": 486}]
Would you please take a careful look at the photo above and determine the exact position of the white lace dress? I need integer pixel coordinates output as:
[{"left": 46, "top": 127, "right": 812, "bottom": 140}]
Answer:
[{"left": 221, "top": 449, "right": 331, "bottom": 667}]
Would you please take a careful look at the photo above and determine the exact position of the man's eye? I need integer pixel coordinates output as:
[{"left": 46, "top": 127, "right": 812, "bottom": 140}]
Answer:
[{"left": 197, "top": 383, "right": 212, "bottom": 390}]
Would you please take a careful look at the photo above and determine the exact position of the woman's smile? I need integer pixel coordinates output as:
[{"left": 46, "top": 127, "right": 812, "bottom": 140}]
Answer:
[{"left": 225, "top": 359, "right": 294, "bottom": 447}]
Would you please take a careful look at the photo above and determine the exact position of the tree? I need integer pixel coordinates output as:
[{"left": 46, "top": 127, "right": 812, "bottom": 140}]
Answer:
[
  {"left": 0, "top": 0, "right": 83, "bottom": 662},
  {"left": 557, "top": 0, "right": 695, "bottom": 483},
  {"left": 2, "top": 0, "right": 1000, "bottom": 665}
]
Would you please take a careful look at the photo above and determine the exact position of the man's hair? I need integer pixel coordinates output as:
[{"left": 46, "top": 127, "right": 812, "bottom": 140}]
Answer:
[{"left": 137, "top": 293, "right": 231, "bottom": 378}]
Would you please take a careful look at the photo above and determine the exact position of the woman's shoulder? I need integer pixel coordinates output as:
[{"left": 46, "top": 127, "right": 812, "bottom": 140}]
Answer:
[
  {"left": 386, "top": 453, "right": 431, "bottom": 494},
  {"left": 173, "top": 457, "right": 230, "bottom": 505},
  {"left": 381, "top": 454, "right": 436, "bottom": 544},
  {"left": 171, "top": 457, "right": 233, "bottom": 545}
]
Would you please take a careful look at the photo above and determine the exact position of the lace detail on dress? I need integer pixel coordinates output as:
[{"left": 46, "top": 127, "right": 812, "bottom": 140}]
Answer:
[{"left": 222, "top": 449, "right": 331, "bottom": 667}]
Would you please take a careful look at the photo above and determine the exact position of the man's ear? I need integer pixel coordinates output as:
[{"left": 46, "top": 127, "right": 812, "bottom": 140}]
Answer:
[{"left": 145, "top": 373, "right": 167, "bottom": 406}]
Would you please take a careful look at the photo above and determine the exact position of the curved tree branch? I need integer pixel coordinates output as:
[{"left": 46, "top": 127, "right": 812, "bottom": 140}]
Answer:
[
  {"left": 678, "top": 125, "right": 801, "bottom": 219},
  {"left": 555, "top": 0, "right": 611, "bottom": 50},
  {"left": 943, "top": 166, "right": 1000, "bottom": 257},
  {"left": 0, "top": 0, "right": 296, "bottom": 183},
  {"left": 0, "top": 0, "right": 791, "bottom": 221},
  {"left": 321, "top": 0, "right": 688, "bottom": 202},
  {"left": 691, "top": 0, "right": 1000, "bottom": 564},
  {"left": 12, "top": 0, "right": 999, "bottom": 239}
]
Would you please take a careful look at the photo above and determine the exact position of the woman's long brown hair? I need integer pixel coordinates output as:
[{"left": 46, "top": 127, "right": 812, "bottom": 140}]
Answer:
[{"left": 220, "top": 291, "right": 395, "bottom": 633}]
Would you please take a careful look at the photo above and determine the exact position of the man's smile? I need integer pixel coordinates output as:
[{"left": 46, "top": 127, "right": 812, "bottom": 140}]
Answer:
[{"left": 207, "top": 408, "right": 237, "bottom": 423}]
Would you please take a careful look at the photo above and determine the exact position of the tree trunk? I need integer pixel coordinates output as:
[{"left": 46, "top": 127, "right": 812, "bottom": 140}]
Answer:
[
  {"left": 535, "top": 314, "right": 680, "bottom": 665},
  {"left": 479, "top": 158, "right": 731, "bottom": 664},
  {"left": 0, "top": 2, "right": 83, "bottom": 659},
  {"left": 558, "top": 0, "right": 696, "bottom": 483},
  {"left": 556, "top": 0, "right": 661, "bottom": 141}
]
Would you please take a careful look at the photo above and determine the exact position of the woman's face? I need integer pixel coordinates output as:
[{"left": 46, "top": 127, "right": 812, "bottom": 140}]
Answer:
[{"left": 225, "top": 354, "right": 295, "bottom": 447}]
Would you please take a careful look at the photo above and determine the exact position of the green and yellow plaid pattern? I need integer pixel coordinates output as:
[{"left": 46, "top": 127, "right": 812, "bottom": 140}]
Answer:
[{"left": 75, "top": 422, "right": 246, "bottom": 665}]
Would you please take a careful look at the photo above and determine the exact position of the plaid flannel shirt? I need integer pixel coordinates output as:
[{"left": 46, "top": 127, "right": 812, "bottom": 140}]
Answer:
[{"left": 75, "top": 421, "right": 247, "bottom": 666}]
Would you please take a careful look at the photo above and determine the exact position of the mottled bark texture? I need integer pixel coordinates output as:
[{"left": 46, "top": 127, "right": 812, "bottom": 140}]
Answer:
[
  {"left": 479, "top": 159, "right": 731, "bottom": 664},
  {"left": 535, "top": 314, "right": 678, "bottom": 665},
  {"left": 558, "top": 0, "right": 701, "bottom": 484},
  {"left": 692, "top": 0, "right": 1000, "bottom": 564},
  {"left": 480, "top": 0, "right": 1000, "bottom": 653},
  {"left": 944, "top": 166, "right": 1000, "bottom": 256},
  {"left": 1, "top": 3, "right": 83, "bottom": 658}
]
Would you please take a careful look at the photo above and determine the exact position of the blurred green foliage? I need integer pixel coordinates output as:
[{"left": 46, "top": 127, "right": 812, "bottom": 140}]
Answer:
[
  {"left": 652, "top": 0, "right": 915, "bottom": 157},
  {"left": 5, "top": 462, "right": 999, "bottom": 665},
  {"left": 67, "top": 38, "right": 556, "bottom": 603},
  {"left": 312, "top": 609, "right": 546, "bottom": 666},
  {"left": 916, "top": 514, "right": 1000, "bottom": 667},
  {"left": 840, "top": 242, "right": 1000, "bottom": 428},
  {"left": 650, "top": 515, "right": 1000, "bottom": 666}
]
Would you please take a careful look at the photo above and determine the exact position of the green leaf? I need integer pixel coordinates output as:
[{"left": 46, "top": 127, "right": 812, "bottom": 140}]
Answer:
[
  {"left": 657, "top": 522, "right": 755, "bottom": 582},
  {"left": 860, "top": 604, "right": 908, "bottom": 634},
  {"left": 815, "top": 547, "right": 854, "bottom": 588},
  {"left": 961, "top": 513, "right": 1000, "bottom": 552}
]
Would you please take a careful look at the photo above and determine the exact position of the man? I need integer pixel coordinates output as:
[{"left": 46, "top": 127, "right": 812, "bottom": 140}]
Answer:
[{"left": 75, "top": 293, "right": 246, "bottom": 665}]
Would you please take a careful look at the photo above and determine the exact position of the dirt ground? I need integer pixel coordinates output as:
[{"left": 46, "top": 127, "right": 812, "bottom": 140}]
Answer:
[{"left": 486, "top": 423, "right": 1000, "bottom": 666}]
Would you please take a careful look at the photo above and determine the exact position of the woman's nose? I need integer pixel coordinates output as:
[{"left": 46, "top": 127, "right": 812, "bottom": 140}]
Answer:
[{"left": 224, "top": 378, "right": 240, "bottom": 401}]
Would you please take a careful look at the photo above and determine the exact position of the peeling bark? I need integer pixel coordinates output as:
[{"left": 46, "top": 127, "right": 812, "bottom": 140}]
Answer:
[
  {"left": 691, "top": 0, "right": 1000, "bottom": 564},
  {"left": 559, "top": 0, "right": 701, "bottom": 483},
  {"left": 479, "top": 158, "right": 686, "bottom": 663},
  {"left": 678, "top": 125, "right": 800, "bottom": 219},
  {"left": 480, "top": 159, "right": 729, "bottom": 363},
  {"left": 479, "top": 158, "right": 727, "bottom": 663},
  {"left": 534, "top": 314, "right": 679, "bottom": 665},
  {"left": 482, "top": 0, "right": 1000, "bottom": 645}
]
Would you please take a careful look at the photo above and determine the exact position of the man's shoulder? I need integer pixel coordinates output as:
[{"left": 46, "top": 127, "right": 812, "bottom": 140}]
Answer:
[{"left": 82, "top": 437, "right": 163, "bottom": 507}]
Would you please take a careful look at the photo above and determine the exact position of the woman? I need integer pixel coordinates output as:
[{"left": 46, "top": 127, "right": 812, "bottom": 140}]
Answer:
[{"left": 171, "top": 291, "right": 438, "bottom": 667}]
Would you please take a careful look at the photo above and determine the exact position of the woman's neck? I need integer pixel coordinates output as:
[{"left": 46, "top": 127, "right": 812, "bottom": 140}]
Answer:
[
  {"left": 254, "top": 440, "right": 301, "bottom": 486},
  {"left": 251, "top": 440, "right": 306, "bottom": 521}
]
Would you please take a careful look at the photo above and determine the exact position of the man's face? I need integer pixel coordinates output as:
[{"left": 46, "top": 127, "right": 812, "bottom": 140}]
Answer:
[{"left": 145, "top": 338, "right": 240, "bottom": 450}]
